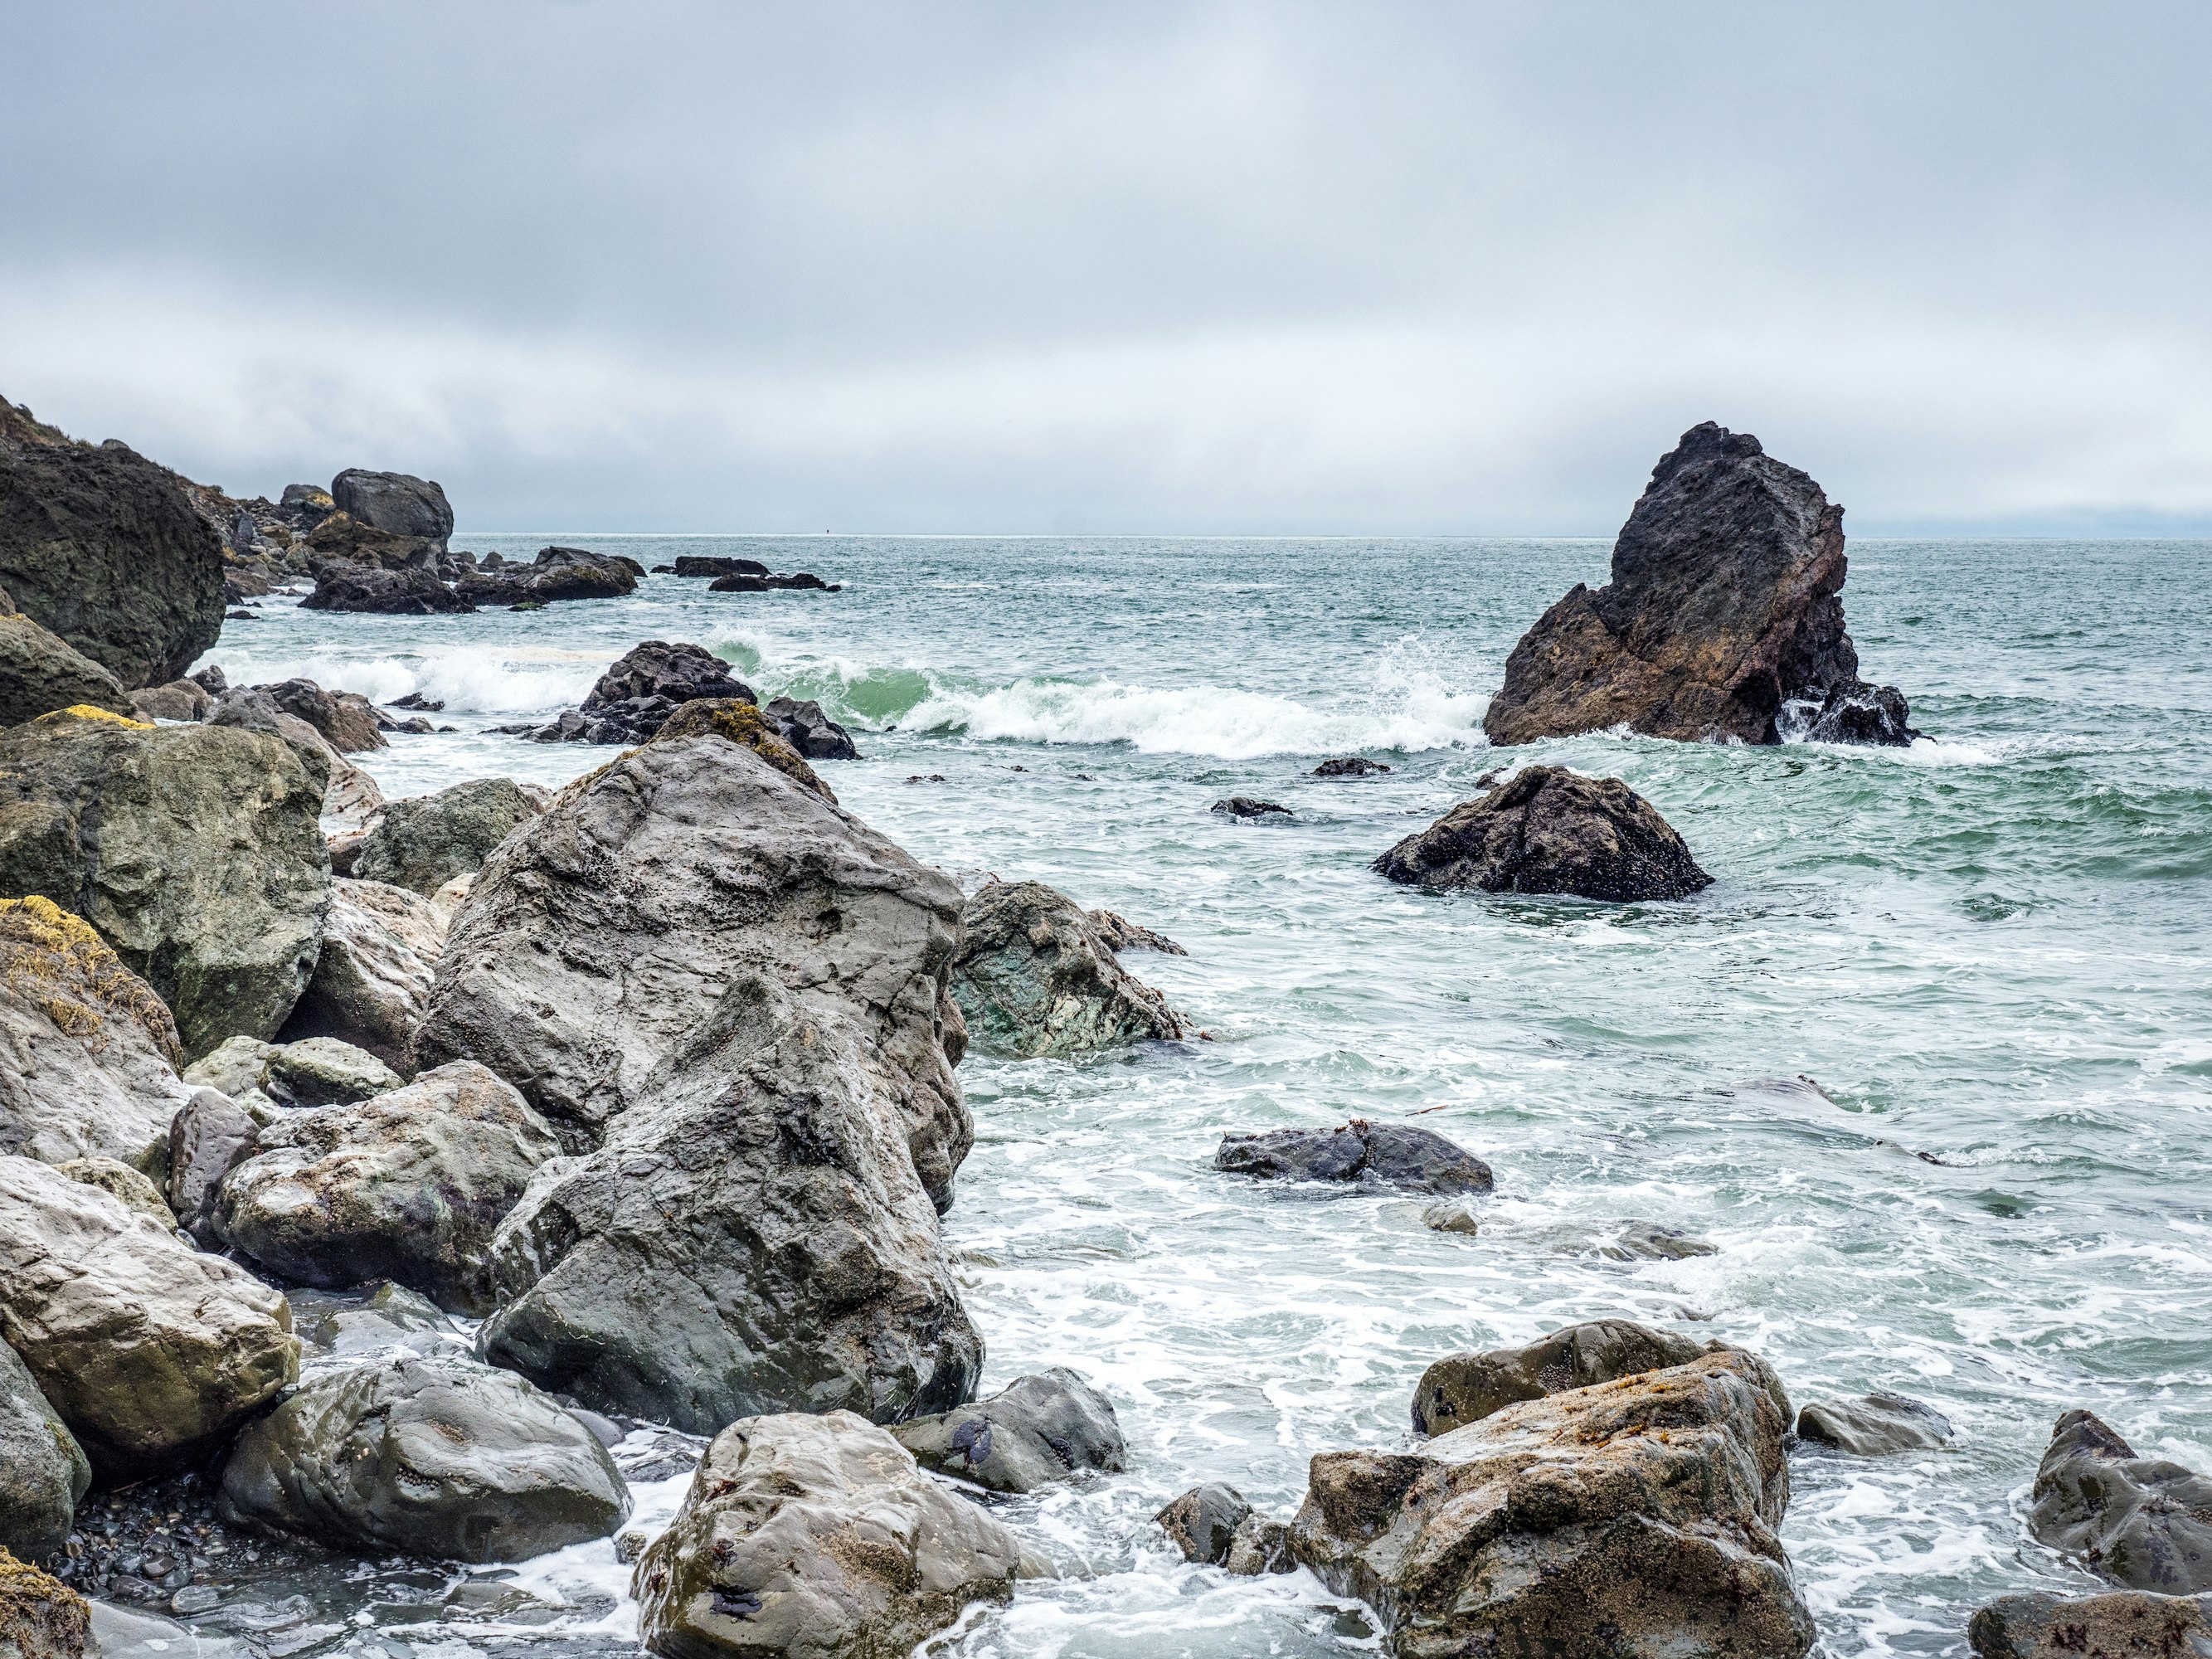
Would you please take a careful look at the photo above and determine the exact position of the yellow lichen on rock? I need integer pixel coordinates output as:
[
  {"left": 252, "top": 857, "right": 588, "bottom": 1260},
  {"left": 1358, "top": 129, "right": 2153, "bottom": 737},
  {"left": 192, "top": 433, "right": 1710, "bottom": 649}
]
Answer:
[
  {"left": 34, "top": 703, "right": 153, "bottom": 729},
  {"left": 0, "top": 1546, "right": 90, "bottom": 1655},
  {"left": 0, "top": 893, "right": 183, "bottom": 1067},
  {"left": 650, "top": 698, "right": 835, "bottom": 801}
]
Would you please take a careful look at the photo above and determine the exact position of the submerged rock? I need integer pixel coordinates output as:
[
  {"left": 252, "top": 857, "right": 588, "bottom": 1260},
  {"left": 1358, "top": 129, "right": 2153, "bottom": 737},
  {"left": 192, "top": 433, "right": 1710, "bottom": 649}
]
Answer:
[
  {"left": 1409, "top": 1319, "right": 1733, "bottom": 1437},
  {"left": 1216, "top": 1120, "right": 1492, "bottom": 1198},
  {"left": 1086, "top": 907, "right": 1187, "bottom": 955},
  {"left": 634, "top": 1410, "right": 1021, "bottom": 1659},
  {"left": 0, "top": 613, "right": 134, "bottom": 727},
  {"left": 1970, "top": 1589, "right": 2212, "bottom": 1659},
  {"left": 216, "top": 1061, "right": 560, "bottom": 1315},
  {"left": 1293, "top": 1349, "right": 1813, "bottom": 1659},
  {"left": 670, "top": 555, "right": 769, "bottom": 579},
  {"left": 950, "top": 880, "right": 1184, "bottom": 1058},
  {"left": 761, "top": 694, "right": 858, "bottom": 759},
  {"left": 1795, "top": 1393, "right": 1953, "bottom": 1456},
  {"left": 1212, "top": 796, "right": 1291, "bottom": 820},
  {"left": 352, "top": 776, "right": 545, "bottom": 896},
  {"left": 1314, "top": 756, "right": 1391, "bottom": 776},
  {"left": 218, "top": 1355, "right": 627, "bottom": 1564},
  {"left": 0, "top": 895, "right": 191, "bottom": 1174},
  {"left": 1373, "top": 765, "right": 1712, "bottom": 902},
  {"left": 277, "top": 877, "right": 445, "bottom": 1073},
  {"left": 2030, "top": 1410, "right": 2212, "bottom": 1592},
  {"left": 0, "top": 1337, "right": 90, "bottom": 1564},
  {"left": 1604, "top": 1219, "right": 1720, "bottom": 1260},
  {"left": 1485, "top": 421, "right": 1914, "bottom": 748},
  {"left": 1155, "top": 1482, "right": 1294, "bottom": 1575},
  {"left": 893, "top": 1370, "right": 1125, "bottom": 1493},
  {"left": 0, "top": 1155, "right": 297, "bottom": 1477}
]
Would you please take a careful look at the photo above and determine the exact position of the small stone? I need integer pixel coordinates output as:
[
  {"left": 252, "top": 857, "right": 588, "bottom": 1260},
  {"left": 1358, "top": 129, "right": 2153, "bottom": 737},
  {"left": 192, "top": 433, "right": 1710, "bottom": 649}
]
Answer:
[
  {"left": 1423, "top": 1200, "right": 1480, "bottom": 1235},
  {"left": 1211, "top": 797, "right": 1291, "bottom": 820}
]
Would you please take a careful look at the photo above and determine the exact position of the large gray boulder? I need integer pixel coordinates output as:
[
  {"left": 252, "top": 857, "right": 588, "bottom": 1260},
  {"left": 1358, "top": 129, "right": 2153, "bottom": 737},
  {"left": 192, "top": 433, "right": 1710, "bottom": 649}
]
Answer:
[
  {"left": 1291, "top": 1349, "right": 1814, "bottom": 1659},
  {"left": 893, "top": 1368, "right": 1125, "bottom": 1493},
  {"left": 219, "top": 1355, "right": 627, "bottom": 1563},
  {"left": 0, "top": 406, "right": 224, "bottom": 688},
  {"left": 0, "top": 894, "right": 192, "bottom": 1174},
  {"left": 950, "top": 879, "right": 1184, "bottom": 1058},
  {"left": 352, "top": 777, "right": 543, "bottom": 897},
  {"left": 275, "top": 877, "right": 445, "bottom": 1073},
  {"left": 1409, "top": 1319, "right": 1739, "bottom": 1437},
  {"left": 329, "top": 469, "right": 453, "bottom": 550},
  {"left": 633, "top": 1411, "right": 1022, "bottom": 1659},
  {"left": 0, "top": 1155, "right": 297, "bottom": 1477},
  {"left": 0, "top": 612, "right": 133, "bottom": 727},
  {"left": 216, "top": 1061, "right": 560, "bottom": 1315},
  {"left": 0, "top": 1336, "right": 89, "bottom": 1564},
  {"left": 2030, "top": 1410, "right": 2212, "bottom": 1593},
  {"left": 1970, "top": 1589, "right": 2212, "bottom": 1659},
  {"left": 0, "top": 711, "right": 330, "bottom": 1059}
]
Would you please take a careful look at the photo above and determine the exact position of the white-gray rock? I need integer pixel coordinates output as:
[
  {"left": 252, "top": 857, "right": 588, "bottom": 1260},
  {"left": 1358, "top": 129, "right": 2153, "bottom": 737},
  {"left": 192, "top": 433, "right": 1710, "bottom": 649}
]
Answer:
[
  {"left": 0, "top": 1334, "right": 90, "bottom": 1563},
  {"left": 277, "top": 877, "right": 446, "bottom": 1074}
]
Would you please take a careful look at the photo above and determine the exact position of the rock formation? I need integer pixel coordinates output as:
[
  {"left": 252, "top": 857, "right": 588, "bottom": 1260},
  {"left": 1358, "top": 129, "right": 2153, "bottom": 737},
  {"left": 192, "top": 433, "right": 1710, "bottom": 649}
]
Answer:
[
  {"left": 1315, "top": 756, "right": 1392, "bottom": 776},
  {"left": 299, "top": 562, "right": 476, "bottom": 615},
  {"left": 455, "top": 546, "right": 637, "bottom": 606},
  {"left": 1484, "top": 422, "right": 1914, "bottom": 748},
  {"left": 276, "top": 877, "right": 445, "bottom": 1072},
  {"left": 165, "top": 1089, "right": 260, "bottom": 1248},
  {"left": 218, "top": 1355, "right": 627, "bottom": 1563},
  {"left": 1374, "top": 765, "right": 1712, "bottom": 901},
  {"left": 1087, "top": 908, "right": 1187, "bottom": 955},
  {"left": 1970, "top": 1589, "right": 2212, "bottom": 1659},
  {"left": 126, "top": 677, "right": 211, "bottom": 722},
  {"left": 0, "top": 1547, "right": 89, "bottom": 1657},
  {"left": 52, "top": 1157, "right": 175, "bottom": 1230},
  {"left": 1795, "top": 1393, "right": 1953, "bottom": 1455},
  {"left": 329, "top": 469, "right": 454, "bottom": 551},
  {"left": 1212, "top": 796, "right": 1291, "bottom": 820},
  {"left": 0, "top": 612, "right": 133, "bottom": 727},
  {"left": 527, "top": 640, "right": 756, "bottom": 744},
  {"left": 1216, "top": 1120, "right": 1493, "bottom": 1197},
  {"left": 250, "top": 679, "right": 386, "bottom": 753},
  {"left": 1408, "top": 1319, "right": 1733, "bottom": 1437},
  {"left": 633, "top": 1411, "right": 1022, "bottom": 1659},
  {"left": 893, "top": 1369, "right": 1125, "bottom": 1493},
  {"left": 670, "top": 555, "right": 769, "bottom": 578},
  {"left": 0, "top": 1338, "right": 89, "bottom": 1564},
  {"left": 352, "top": 776, "right": 545, "bottom": 896},
  {"left": 2030, "top": 1410, "right": 2212, "bottom": 1593},
  {"left": 950, "top": 879, "right": 1184, "bottom": 1058},
  {"left": 761, "top": 695, "right": 859, "bottom": 759},
  {"left": 648, "top": 700, "right": 832, "bottom": 799}
]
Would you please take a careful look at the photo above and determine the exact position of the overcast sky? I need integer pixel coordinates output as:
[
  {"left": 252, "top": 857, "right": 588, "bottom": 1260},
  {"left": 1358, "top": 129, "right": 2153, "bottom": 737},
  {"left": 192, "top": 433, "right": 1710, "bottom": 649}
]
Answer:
[{"left": 4, "top": 2, "right": 2206, "bottom": 534}]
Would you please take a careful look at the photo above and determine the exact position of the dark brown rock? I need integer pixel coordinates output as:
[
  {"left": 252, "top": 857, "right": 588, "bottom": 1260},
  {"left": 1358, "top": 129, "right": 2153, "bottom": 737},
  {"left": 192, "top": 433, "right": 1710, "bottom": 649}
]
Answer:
[
  {"left": 1408, "top": 1319, "right": 1735, "bottom": 1437},
  {"left": 1970, "top": 1589, "right": 2212, "bottom": 1659}
]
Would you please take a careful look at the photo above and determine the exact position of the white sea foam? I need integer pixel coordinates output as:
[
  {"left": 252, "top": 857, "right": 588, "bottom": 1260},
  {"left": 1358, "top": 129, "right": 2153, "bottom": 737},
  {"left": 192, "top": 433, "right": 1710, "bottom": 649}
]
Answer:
[{"left": 204, "top": 646, "right": 607, "bottom": 714}]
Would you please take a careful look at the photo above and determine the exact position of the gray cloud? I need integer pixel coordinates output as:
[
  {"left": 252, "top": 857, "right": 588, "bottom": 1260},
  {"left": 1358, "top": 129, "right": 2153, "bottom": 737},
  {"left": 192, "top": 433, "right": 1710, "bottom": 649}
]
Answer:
[{"left": 4, "top": 1, "right": 2206, "bottom": 533}]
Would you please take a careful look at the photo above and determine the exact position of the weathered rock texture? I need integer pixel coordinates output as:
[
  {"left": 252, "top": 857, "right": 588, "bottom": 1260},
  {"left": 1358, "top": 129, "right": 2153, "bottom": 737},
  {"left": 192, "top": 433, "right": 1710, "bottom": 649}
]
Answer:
[
  {"left": 165, "top": 1088, "right": 260, "bottom": 1248},
  {"left": 1409, "top": 1319, "right": 1723, "bottom": 1437},
  {"left": 419, "top": 736, "right": 980, "bottom": 1431},
  {"left": 1795, "top": 1392, "right": 1953, "bottom": 1456},
  {"left": 127, "top": 677, "right": 211, "bottom": 723},
  {"left": 0, "top": 1340, "right": 89, "bottom": 1564},
  {"left": 216, "top": 1061, "right": 561, "bottom": 1315},
  {"left": 0, "top": 712, "right": 330, "bottom": 1058},
  {"left": 0, "top": 1546, "right": 90, "bottom": 1658},
  {"left": 219, "top": 1355, "right": 627, "bottom": 1564},
  {"left": 893, "top": 1369, "right": 1125, "bottom": 1493},
  {"left": 950, "top": 879, "right": 1184, "bottom": 1058},
  {"left": 634, "top": 1410, "right": 1022, "bottom": 1659},
  {"left": 762, "top": 695, "right": 858, "bottom": 760},
  {"left": 1217, "top": 1120, "right": 1493, "bottom": 1198},
  {"left": 1155, "top": 1482, "right": 1294, "bottom": 1574},
  {"left": 0, "top": 615, "right": 133, "bottom": 728},
  {"left": 1087, "top": 908, "right": 1187, "bottom": 955},
  {"left": 253, "top": 679, "right": 386, "bottom": 753},
  {"left": 352, "top": 777, "right": 542, "bottom": 897},
  {"left": 1374, "top": 766, "right": 1712, "bottom": 902},
  {"left": 649, "top": 700, "right": 832, "bottom": 800},
  {"left": 1291, "top": 1349, "right": 1815, "bottom": 1659},
  {"left": 276, "top": 877, "right": 445, "bottom": 1072},
  {"left": 261, "top": 1034, "right": 402, "bottom": 1105},
  {"left": 0, "top": 1155, "right": 297, "bottom": 1477},
  {"left": 1485, "top": 422, "right": 1913, "bottom": 748},
  {"left": 551, "top": 640, "right": 755, "bottom": 745},
  {"left": 329, "top": 469, "right": 454, "bottom": 550},
  {"left": 456, "top": 546, "right": 636, "bottom": 606},
  {"left": 0, "top": 406, "right": 224, "bottom": 688},
  {"left": 299, "top": 562, "right": 475, "bottom": 615},
  {"left": 52, "top": 1157, "right": 174, "bottom": 1230},
  {"left": 2030, "top": 1410, "right": 2212, "bottom": 1593},
  {"left": 0, "top": 896, "right": 192, "bottom": 1173},
  {"left": 1970, "top": 1589, "right": 2212, "bottom": 1659}
]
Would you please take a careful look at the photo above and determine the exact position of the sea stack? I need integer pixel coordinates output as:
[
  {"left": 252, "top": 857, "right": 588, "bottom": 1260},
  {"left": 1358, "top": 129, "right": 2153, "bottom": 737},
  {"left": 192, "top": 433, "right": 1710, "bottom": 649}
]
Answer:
[{"left": 1484, "top": 422, "right": 1915, "bottom": 747}]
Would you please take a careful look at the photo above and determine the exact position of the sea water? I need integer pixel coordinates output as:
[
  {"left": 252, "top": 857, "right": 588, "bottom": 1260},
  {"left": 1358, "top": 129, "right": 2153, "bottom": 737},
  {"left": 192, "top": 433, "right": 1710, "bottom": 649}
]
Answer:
[{"left": 191, "top": 536, "right": 2212, "bottom": 1659}]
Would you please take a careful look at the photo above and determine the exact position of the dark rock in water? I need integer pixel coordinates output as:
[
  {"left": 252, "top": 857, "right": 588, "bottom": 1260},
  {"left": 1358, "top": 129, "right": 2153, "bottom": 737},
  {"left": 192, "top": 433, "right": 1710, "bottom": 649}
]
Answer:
[
  {"left": 0, "top": 401, "right": 224, "bottom": 688},
  {"left": 708, "top": 569, "right": 839, "bottom": 593},
  {"left": 527, "top": 640, "right": 756, "bottom": 745},
  {"left": 1410, "top": 1319, "right": 1755, "bottom": 1437},
  {"left": 951, "top": 879, "right": 1184, "bottom": 1058},
  {"left": 329, "top": 469, "right": 454, "bottom": 551},
  {"left": 672, "top": 554, "right": 770, "bottom": 578},
  {"left": 1087, "top": 907, "right": 1187, "bottom": 955},
  {"left": 1485, "top": 421, "right": 1913, "bottom": 747},
  {"left": 302, "top": 509, "right": 444, "bottom": 572},
  {"left": 0, "top": 613, "right": 135, "bottom": 727},
  {"left": 217, "top": 1355, "right": 628, "bottom": 1563},
  {"left": 299, "top": 560, "right": 476, "bottom": 615},
  {"left": 1373, "top": 764, "right": 1711, "bottom": 902},
  {"left": 1292, "top": 1349, "right": 1814, "bottom": 1659},
  {"left": 1603, "top": 1220, "right": 1720, "bottom": 1260},
  {"left": 1795, "top": 1393, "right": 1952, "bottom": 1456},
  {"left": 1970, "top": 1589, "right": 2212, "bottom": 1659},
  {"left": 455, "top": 545, "right": 637, "bottom": 606},
  {"left": 634, "top": 1412, "right": 1020, "bottom": 1659},
  {"left": 389, "top": 690, "right": 443, "bottom": 711},
  {"left": 1158, "top": 1483, "right": 1254, "bottom": 1565},
  {"left": 1796, "top": 682, "right": 1918, "bottom": 746},
  {"left": 166, "top": 1088, "right": 260, "bottom": 1248},
  {"left": 252, "top": 677, "right": 386, "bottom": 752},
  {"left": 1, "top": 1334, "right": 91, "bottom": 1563},
  {"left": 190, "top": 664, "right": 226, "bottom": 694},
  {"left": 1315, "top": 756, "right": 1392, "bottom": 776},
  {"left": 2030, "top": 1410, "right": 2212, "bottom": 1592},
  {"left": 894, "top": 1370, "right": 1125, "bottom": 1493},
  {"left": 1217, "top": 1120, "right": 1492, "bottom": 1197},
  {"left": 1212, "top": 796, "right": 1291, "bottom": 820},
  {"left": 763, "top": 693, "right": 858, "bottom": 759},
  {"left": 353, "top": 776, "right": 546, "bottom": 896}
]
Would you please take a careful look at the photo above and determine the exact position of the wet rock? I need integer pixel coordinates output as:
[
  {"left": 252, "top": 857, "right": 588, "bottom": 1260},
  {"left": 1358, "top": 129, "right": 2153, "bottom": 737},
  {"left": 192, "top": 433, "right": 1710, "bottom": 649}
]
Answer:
[
  {"left": 164, "top": 1089, "right": 260, "bottom": 1247},
  {"left": 1485, "top": 421, "right": 1913, "bottom": 748},
  {"left": 1157, "top": 1483, "right": 1254, "bottom": 1564},
  {"left": 351, "top": 777, "right": 545, "bottom": 897},
  {"left": 1604, "top": 1220, "right": 1719, "bottom": 1260},
  {"left": 1409, "top": 1319, "right": 1759, "bottom": 1437},
  {"left": 0, "top": 408, "right": 223, "bottom": 688},
  {"left": 1373, "top": 765, "right": 1712, "bottom": 902},
  {"left": 0, "top": 895, "right": 191, "bottom": 1174},
  {"left": 261, "top": 1037, "right": 402, "bottom": 1106},
  {"left": 0, "top": 711, "right": 329, "bottom": 1058},
  {"left": 0, "top": 1547, "right": 90, "bottom": 1657},
  {"left": 1211, "top": 796, "right": 1290, "bottom": 820},
  {"left": 1969, "top": 1589, "right": 2212, "bottom": 1659},
  {"left": 0, "top": 1155, "right": 297, "bottom": 1478},
  {"left": 671, "top": 555, "right": 769, "bottom": 579},
  {"left": 893, "top": 1370, "right": 1125, "bottom": 1493},
  {"left": 329, "top": 469, "right": 453, "bottom": 549},
  {"left": 1795, "top": 1393, "right": 1952, "bottom": 1456},
  {"left": 455, "top": 546, "right": 637, "bottom": 606},
  {"left": 707, "top": 570, "right": 839, "bottom": 593},
  {"left": 633, "top": 1410, "right": 1020, "bottom": 1659},
  {"left": 761, "top": 695, "right": 858, "bottom": 760},
  {"left": 125, "top": 678, "right": 211, "bottom": 722},
  {"left": 1294, "top": 1349, "right": 1813, "bottom": 1659},
  {"left": 546, "top": 640, "right": 757, "bottom": 745},
  {"left": 950, "top": 880, "right": 1184, "bottom": 1058},
  {"left": 216, "top": 1061, "right": 560, "bottom": 1315},
  {"left": 1314, "top": 756, "right": 1391, "bottom": 776},
  {"left": 2030, "top": 1410, "right": 2212, "bottom": 1593},
  {"left": 275, "top": 878, "right": 445, "bottom": 1073},
  {"left": 1086, "top": 907, "right": 1188, "bottom": 955},
  {"left": 1423, "top": 1199, "right": 1480, "bottom": 1234},
  {"left": 1799, "top": 682, "right": 1916, "bottom": 746},
  {"left": 0, "top": 615, "right": 134, "bottom": 727},
  {"left": 250, "top": 679, "right": 386, "bottom": 753},
  {"left": 218, "top": 1355, "right": 627, "bottom": 1564},
  {"left": 0, "top": 1339, "right": 90, "bottom": 1564},
  {"left": 648, "top": 699, "right": 834, "bottom": 799},
  {"left": 299, "top": 561, "right": 475, "bottom": 615},
  {"left": 1217, "top": 1120, "right": 1492, "bottom": 1199},
  {"left": 286, "top": 1281, "right": 457, "bottom": 1361},
  {"left": 52, "top": 1158, "right": 174, "bottom": 1231}
]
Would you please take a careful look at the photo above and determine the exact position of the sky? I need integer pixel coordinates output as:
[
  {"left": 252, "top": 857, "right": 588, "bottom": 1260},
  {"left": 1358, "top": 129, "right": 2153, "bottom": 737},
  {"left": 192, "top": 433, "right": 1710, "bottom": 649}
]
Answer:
[{"left": 2, "top": 2, "right": 2207, "bottom": 535}]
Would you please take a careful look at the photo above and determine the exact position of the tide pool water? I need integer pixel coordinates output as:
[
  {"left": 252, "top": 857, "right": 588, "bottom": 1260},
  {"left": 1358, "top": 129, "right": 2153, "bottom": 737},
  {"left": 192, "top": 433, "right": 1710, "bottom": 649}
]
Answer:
[{"left": 196, "top": 536, "right": 2211, "bottom": 1659}]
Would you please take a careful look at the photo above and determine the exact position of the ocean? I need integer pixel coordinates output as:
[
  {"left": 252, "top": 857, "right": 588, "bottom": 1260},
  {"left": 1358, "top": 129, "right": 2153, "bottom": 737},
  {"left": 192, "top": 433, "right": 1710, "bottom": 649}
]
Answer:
[{"left": 197, "top": 534, "right": 2212, "bottom": 1658}]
